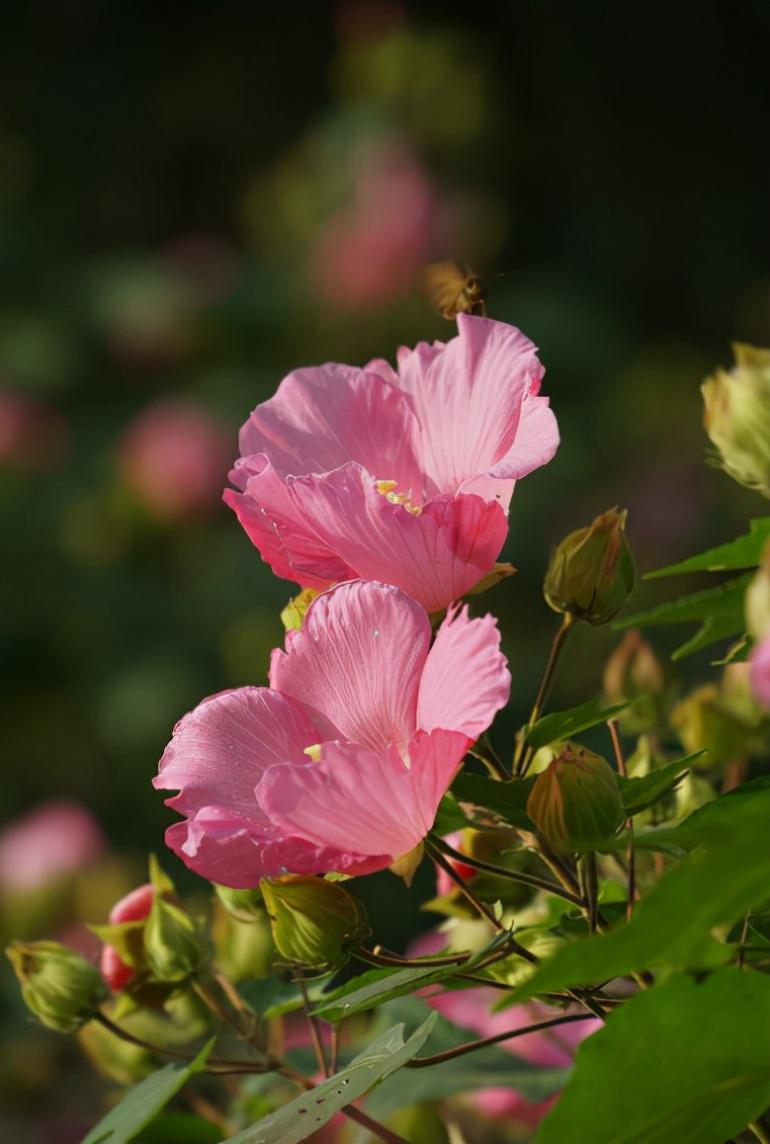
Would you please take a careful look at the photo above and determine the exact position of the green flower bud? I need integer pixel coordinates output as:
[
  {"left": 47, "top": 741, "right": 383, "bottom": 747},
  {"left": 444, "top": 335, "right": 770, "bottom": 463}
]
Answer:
[
  {"left": 6, "top": 941, "right": 108, "bottom": 1033},
  {"left": 260, "top": 875, "right": 369, "bottom": 972},
  {"left": 214, "top": 884, "right": 266, "bottom": 923},
  {"left": 526, "top": 742, "right": 626, "bottom": 854},
  {"left": 603, "top": 630, "right": 666, "bottom": 733},
  {"left": 280, "top": 588, "right": 319, "bottom": 631},
  {"left": 670, "top": 675, "right": 765, "bottom": 766},
  {"left": 746, "top": 541, "right": 770, "bottom": 640},
  {"left": 143, "top": 897, "right": 207, "bottom": 983},
  {"left": 702, "top": 343, "right": 770, "bottom": 497},
  {"left": 544, "top": 508, "right": 635, "bottom": 625}
]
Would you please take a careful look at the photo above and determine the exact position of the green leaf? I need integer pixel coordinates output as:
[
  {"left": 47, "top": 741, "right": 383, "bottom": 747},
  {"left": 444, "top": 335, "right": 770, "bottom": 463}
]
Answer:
[
  {"left": 134, "top": 1114, "right": 223, "bottom": 1143},
  {"left": 618, "top": 756, "right": 699, "bottom": 816},
  {"left": 221, "top": 1015, "right": 437, "bottom": 1144},
  {"left": 645, "top": 517, "right": 770, "bottom": 579},
  {"left": 81, "top": 1040, "right": 214, "bottom": 1144},
  {"left": 312, "top": 934, "right": 511, "bottom": 1023},
  {"left": 614, "top": 574, "right": 750, "bottom": 660},
  {"left": 451, "top": 772, "right": 534, "bottom": 830},
  {"left": 526, "top": 698, "right": 630, "bottom": 751},
  {"left": 535, "top": 969, "right": 770, "bottom": 1144},
  {"left": 496, "top": 784, "right": 770, "bottom": 1005},
  {"left": 433, "top": 792, "right": 475, "bottom": 835},
  {"left": 627, "top": 777, "right": 770, "bottom": 853}
]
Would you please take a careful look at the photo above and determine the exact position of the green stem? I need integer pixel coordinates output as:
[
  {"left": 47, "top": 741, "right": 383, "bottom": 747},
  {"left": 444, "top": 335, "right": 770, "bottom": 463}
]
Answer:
[
  {"left": 747, "top": 1121, "right": 770, "bottom": 1144},
  {"left": 298, "top": 977, "right": 329, "bottom": 1078},
  {"left": 514, "top": 616, "right": 574, "bottom": 777}
]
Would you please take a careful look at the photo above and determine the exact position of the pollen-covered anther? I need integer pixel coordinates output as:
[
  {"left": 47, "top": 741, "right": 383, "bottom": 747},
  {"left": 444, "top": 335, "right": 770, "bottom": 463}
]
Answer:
[
  {"left": 376, "top": 479, "right": 422, "bottom": 515},
  {"left": 303, "top": 744, "right": 322, "bottom": 762}
]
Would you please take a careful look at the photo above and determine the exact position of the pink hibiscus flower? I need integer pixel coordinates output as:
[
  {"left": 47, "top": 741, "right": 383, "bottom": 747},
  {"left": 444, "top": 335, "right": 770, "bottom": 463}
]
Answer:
[
  {"left": 224, "top": 315, "right": 558, "bottom": 613},
  {"left": 750, "top": 634, "right": 770, "bottom": 709},
  {"left": 154, "top": 580, "right": 510, "bottom": 887}
]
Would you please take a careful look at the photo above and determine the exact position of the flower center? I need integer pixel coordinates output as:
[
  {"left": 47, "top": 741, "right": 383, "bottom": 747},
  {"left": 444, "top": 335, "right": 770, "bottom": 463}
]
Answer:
[
  {"left": 375, "top": 479, "right": 422, "bottom": 515},
  {"left": 303, "top": 743, "right": 322, "bottom": 762}
]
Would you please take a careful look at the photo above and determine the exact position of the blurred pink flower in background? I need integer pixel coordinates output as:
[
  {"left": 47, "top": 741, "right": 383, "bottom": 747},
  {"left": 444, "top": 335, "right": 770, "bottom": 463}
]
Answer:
[
  {"left": 226, "top": 315, "right": 558, "bottom": 612},
  {"left": 310, "top": 139, "right": 438, "bottom": 308},
  {"left": 118, "top": 399, "right": 230, "bottom": 520},
  {"left": 0, "top": 801, "right": 104, "bottom": 895},
  {"left": 0, "top": 390, "right": 69, "bottom": 471},
  {"left": 99, "top": 882, "right": 155, "bottom": 991},
  {"left": 750, "top": 636, "right": 770, "bottom": 709},
  {"left": 155, "top": 580, "right": 509, "bottom": 885},
  {"left": 411, "top": 930, "right": 598, "bottom": 1128},
  {"left": 433, "top": 830, "right": 477, "bottom": 898}
]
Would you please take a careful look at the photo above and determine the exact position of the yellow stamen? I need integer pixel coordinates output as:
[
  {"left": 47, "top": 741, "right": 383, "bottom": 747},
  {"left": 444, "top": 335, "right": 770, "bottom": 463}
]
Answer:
[{"left": 303, "top": 743, "right": 322, "bottom": 762}]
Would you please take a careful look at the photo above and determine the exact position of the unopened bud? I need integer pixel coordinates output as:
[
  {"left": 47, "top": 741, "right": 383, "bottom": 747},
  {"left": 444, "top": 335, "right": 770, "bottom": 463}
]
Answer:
[
  {"left": 281, "top": 588, "right": 319, "bottom": 632},
  {"left": 260, "top": 876, "right": 369, "bottom": 972},
  {"left": 214, "top": 884, "right": 266, "bottom": 923},
  {"left": 603, "top": 630, "right": 666, "bottom": 733},
  {"left": 670, "top": 678, "right": 763, "bottom": 764},
  {"left": 6, "top": 940, "right": 108, "bottom": 1033},
  {"left": 544, "top": 508, "right": 634, "bottom": 625},
  {"left": 702, "top": 343, "right": 770, "bottom": 497},
  {"left": 144, "top": 896, "right": 207, "bottom": 983},
  {"left": 526, "top": 743, "right": 625, "bottom": 854}
]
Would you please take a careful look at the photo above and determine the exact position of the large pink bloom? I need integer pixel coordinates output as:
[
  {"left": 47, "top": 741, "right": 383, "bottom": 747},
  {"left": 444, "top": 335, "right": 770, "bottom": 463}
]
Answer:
[
  {"left": 154, "top": 580, "right": 510, "bottom": 887},
  {"left": 224, "top": 315, "right": 558, "bottom": 613}
]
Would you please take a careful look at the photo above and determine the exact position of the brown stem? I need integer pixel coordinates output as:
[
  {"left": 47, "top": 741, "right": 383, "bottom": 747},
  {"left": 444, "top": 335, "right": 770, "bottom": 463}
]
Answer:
[
  {"left": 362, "top": 945, "right": 469, "bottom": 969},
  {"left": 93, "top": 1011, "right": 271, "bottom": 1074},
  {"left": 432, "top": 834, "right": 582, "bottom": 905},
  {"left": 405, "top": 1013, "right": 590, "bottom": 1068},
  {"left": 298, "top": 977, "right": 329, "bottom": 1078},
  {"left": 514, "top": 616, "right": 574, "bottom": 777}
]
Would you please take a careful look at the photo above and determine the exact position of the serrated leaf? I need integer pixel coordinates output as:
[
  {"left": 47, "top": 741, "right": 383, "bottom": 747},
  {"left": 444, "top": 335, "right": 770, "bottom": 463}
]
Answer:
[
  {"left": 81, "top": 1040, "right": 214, "bottom": 1144},
  {"left": 614, "top": 574, "right": 750, "bottom": 659},
  {"left": 618, "top": 756, "right": 699, "bottom": 816},
  {"left": 526, "top": 698, "right": 630, "bottom": 750},
  {"left": 221, "top": 1015, "right": 437, "bottom": 1144},
  {"left": 495, "top": 784, "right": 770, "bottom": 1005},
  {"left": 451, "top": 772, "right": 534, "bottom": 830},
  {"left": 644, "top": 517, "right": 770, "bottom": 579},
  {"left": 535, "top": 969, "right": 770, "bottom": 1144}
]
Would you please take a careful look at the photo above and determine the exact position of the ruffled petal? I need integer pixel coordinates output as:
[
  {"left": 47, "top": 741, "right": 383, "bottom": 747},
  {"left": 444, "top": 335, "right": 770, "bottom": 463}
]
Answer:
[
  {"left": 274, "top": 464, "right": 507, "bottom": 613},
  {"left": 417, "top": 605, "right": 511, "bottom": 738},
  {"left": 256, "top": 729, "right": 468, "bottom": 866},
  {"left": 235, "top": 364, "right": 423, "bottom": 493},
  {"left": 391, "top": 314, "right": 546, "bottom": 494},
  {"left": 270, "top": 581, "right": 430, "bottom": 748},
  {"left": 153, "top": 687, "right": 319, "bottom": 819}
]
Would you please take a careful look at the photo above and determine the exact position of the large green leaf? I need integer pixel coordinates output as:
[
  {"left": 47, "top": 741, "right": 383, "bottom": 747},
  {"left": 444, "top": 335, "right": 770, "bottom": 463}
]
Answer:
[
  {"left": 527, "top": 698, "right": 629, "bottom": 751},
  {"left": 451, "top": 772, "right": 534, "bottom": 830},
  {"left": 81, "top": 1041, "right": 214, "bottom": 1144},
  {"left": 618, "top": 756, "right": 699, "bottom": 816},
  {"left": 496, "top": 785, "right": 770, "bottom": 1005},
  {"left": 614, "top": 573, "right": 750, "bottom": 660},
  {"left": 645, "top": 517, "right": 770, "bottom": 579},
  {"left": 628, "top": 777, "right": 770, "bottom": 853},
  {"left": 221, "top": 1015, "right": 437, "bottom": 1144},
  {"left": 312, "top": 934, "right": 511, "bottom": 1023},
  {"left": 433, "top": 791, "right": 476, "bottom": 834},
  {"left": 535, "top": 969, "right": 770, "bottom": 1144}
]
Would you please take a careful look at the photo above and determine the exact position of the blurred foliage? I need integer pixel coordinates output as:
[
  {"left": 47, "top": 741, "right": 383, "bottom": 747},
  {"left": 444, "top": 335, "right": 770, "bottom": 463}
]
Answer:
[{"left": 0, "top": 2, "right": 769, "bottom": 1138}]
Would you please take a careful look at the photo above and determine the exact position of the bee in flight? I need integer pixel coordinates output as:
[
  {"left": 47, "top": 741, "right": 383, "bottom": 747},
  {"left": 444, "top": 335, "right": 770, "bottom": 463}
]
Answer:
[{"left": 424, "top": 260, "right": 487, "bottom": 320}]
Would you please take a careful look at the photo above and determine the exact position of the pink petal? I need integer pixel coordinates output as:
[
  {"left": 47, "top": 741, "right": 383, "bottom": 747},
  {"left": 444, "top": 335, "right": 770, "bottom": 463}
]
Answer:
[
  {"left": 391, "top": 315, "right": 547, "bottom": 495},
  {"left": 109, "top": 883, "right": 155, "bottom": 924},
  {"left": 273, "top": 464, "right": 507, "bottom": 613},
  {"left": 257, "top": 729, "right": 469, "bottom": 865},
  {"left": 235, "top": 363, "right": 423, "bottom": 493},
  {"left": 269, "top": 581, "right": 430, "bottom": 748},
  {"left": 224, "top": 459, "right": 354, "bottom": 590},
  {"left": 418, "top": 605, "right": 511, "bottom": 739},
  {"left": 154, "top": 687, "right": 319, "bottom": 820}
]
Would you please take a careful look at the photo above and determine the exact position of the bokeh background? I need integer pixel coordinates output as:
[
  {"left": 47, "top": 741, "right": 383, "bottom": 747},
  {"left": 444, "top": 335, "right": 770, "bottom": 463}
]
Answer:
[{"left": 1, "top": 1, "right": 769, "bottom": 1138}]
